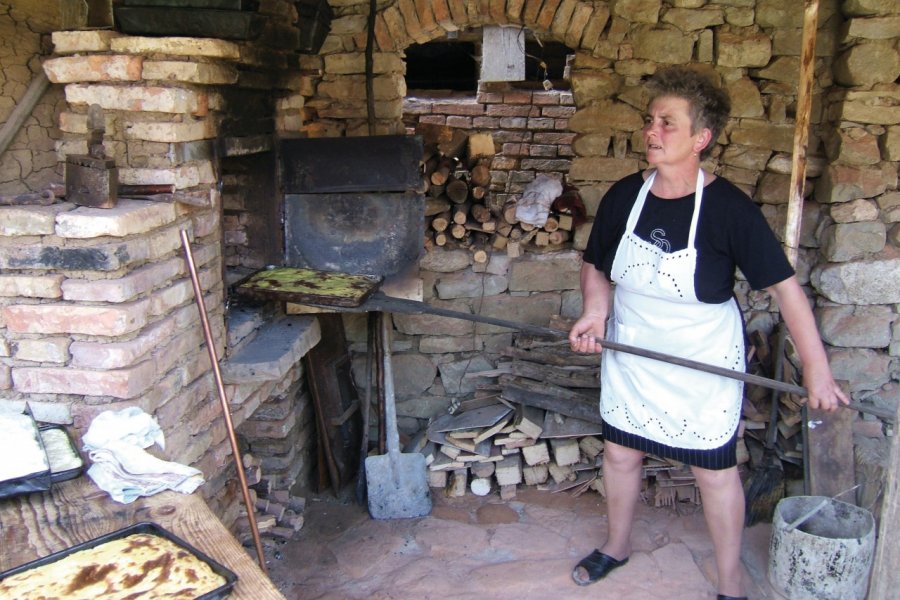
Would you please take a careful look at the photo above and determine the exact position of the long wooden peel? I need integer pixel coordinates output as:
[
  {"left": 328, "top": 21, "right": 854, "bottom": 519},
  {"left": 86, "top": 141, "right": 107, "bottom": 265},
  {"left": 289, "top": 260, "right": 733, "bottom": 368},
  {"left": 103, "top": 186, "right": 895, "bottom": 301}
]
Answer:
[
  {"left": 356, "top": 292, "right": 893, "bottom": 422},
  {"left": 181, "top": 230, "right": 269, "bottom": 575}
]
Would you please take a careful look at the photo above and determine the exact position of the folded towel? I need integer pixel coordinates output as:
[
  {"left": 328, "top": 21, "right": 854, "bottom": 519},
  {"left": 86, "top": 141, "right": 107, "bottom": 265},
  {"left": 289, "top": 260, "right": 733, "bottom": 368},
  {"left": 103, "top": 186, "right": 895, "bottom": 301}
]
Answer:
[{"left": 83, "top": 407, "right": 204, "bottom": 504}]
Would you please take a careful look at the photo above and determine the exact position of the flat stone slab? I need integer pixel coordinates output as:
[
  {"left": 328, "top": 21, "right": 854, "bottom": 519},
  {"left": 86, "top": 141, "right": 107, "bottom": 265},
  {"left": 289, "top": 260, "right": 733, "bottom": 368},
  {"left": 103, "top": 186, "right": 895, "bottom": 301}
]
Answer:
[{"left": 221, "top": 315, "right": 320, "bottom": 384}]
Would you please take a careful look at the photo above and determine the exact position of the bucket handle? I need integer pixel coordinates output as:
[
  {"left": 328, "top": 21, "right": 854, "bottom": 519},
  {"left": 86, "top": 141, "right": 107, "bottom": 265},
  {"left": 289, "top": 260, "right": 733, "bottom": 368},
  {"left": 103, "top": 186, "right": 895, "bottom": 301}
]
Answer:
[{"left": 785, "top": 484, "right": 862, "bottom": 532}]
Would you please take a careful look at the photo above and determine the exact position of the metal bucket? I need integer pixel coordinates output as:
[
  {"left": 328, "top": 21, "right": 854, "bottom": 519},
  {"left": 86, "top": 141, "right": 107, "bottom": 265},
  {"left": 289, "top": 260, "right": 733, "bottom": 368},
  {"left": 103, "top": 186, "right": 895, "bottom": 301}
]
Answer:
[{"left": 769, "top": 495, "right": 875, "bottom": 600}]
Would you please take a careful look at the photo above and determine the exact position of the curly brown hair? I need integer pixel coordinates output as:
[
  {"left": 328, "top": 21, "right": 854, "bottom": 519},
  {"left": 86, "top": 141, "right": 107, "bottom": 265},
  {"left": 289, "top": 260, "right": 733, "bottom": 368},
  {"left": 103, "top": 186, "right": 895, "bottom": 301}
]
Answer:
[{"left": 646, "top": 66, "right": 731, "bottom": 159}]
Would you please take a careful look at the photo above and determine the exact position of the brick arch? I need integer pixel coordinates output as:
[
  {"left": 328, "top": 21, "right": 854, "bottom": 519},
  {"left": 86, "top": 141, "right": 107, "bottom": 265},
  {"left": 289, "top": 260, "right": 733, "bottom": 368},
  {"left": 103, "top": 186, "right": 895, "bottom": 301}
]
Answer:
[{"left": 373, "top": 1, "right": 610, "bottom": 60}]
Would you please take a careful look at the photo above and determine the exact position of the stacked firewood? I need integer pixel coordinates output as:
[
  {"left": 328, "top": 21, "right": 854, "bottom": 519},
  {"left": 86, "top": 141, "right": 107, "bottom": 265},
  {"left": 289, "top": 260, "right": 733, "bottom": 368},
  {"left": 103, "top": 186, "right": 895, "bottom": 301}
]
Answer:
[
  {"left": 412, "top": 318, "right": 702, "bottom": 507},
  {"left": 234, "top": 453, "right": 307, "bottom": 545},
  {"left": 417, "top": 123, "right": 579, "bottom": 261},
  {"left": 740, "top": 330, "right": 805, "bottom": 470}
]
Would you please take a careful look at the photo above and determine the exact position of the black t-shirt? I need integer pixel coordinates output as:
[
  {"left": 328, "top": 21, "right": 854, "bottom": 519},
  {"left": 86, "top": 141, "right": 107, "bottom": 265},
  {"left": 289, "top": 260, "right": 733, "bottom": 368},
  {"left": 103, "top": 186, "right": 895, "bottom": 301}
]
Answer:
[{"left": 583, "top": 171, "right": 794, "bottom": 304}]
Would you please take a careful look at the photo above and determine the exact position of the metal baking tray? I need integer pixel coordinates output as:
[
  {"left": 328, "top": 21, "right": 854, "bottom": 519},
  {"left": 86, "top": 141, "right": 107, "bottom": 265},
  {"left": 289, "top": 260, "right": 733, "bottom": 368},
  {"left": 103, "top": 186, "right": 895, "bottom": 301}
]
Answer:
[
  {"left": 38, "top": 424, "right": 84, "bottom": 484},
  {"left": 0, "top": 522, "right": 238, "bottom": 600},
  {"left": 0, "top": 409, "right": 51, "bottom": 499}
]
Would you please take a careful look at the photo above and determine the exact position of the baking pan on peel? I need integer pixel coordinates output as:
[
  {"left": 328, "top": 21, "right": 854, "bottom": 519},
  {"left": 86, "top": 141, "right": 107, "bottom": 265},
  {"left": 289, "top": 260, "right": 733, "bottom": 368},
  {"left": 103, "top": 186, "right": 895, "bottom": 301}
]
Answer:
[{"left": 0, "top": 522, "right": 238, "bottom": 600}]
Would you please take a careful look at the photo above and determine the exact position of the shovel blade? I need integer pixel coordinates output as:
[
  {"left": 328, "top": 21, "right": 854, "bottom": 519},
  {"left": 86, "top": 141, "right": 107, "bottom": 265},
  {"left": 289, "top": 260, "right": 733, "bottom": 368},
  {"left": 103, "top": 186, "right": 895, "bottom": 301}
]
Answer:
[{"left": 365, "top": 452, "right": 431, "bottom": 520}]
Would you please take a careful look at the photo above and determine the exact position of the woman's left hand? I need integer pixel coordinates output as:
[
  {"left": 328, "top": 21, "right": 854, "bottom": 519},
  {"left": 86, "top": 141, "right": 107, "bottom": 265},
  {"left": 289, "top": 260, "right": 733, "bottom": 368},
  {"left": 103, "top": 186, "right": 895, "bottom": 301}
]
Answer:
[{"left": 801, "top": 362, "right": 850, "bottom": 412}]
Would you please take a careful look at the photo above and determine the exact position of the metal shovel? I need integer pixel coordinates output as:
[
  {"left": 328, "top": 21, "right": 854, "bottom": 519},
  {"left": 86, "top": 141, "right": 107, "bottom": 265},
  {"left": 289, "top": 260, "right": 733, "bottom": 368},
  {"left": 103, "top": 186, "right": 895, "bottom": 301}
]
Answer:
[{"left": 365, "top": 312, "right": 432, "bottom": 519}]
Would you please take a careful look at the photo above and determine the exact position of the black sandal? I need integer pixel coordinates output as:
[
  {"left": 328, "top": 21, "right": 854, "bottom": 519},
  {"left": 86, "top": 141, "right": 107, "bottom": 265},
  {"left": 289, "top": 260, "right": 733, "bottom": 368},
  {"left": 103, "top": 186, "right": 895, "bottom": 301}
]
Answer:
[{"left": 571, "top": 549, "right": 629, "bottom": 586}]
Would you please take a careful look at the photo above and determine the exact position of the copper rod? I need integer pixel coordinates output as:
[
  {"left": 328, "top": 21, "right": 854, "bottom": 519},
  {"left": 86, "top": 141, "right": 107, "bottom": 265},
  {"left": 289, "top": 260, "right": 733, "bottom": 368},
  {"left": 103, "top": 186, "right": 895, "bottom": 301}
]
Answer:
[{"left": 179, "top": 229, "right": 268, "bottom": 575}]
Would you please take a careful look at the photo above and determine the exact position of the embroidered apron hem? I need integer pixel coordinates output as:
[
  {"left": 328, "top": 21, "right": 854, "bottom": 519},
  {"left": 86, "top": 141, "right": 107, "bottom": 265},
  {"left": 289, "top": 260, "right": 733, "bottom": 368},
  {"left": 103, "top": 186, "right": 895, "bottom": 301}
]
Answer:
[{"left": 602, "top": 422, "right": 737, "bottom": 470}]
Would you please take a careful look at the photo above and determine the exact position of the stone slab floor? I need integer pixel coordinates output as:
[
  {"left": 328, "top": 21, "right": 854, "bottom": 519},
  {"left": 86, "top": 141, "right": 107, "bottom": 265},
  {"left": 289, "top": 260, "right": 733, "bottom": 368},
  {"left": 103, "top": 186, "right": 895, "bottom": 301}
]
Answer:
[{"left": 263, "top": 485, "right": 790, "bottom": 600}]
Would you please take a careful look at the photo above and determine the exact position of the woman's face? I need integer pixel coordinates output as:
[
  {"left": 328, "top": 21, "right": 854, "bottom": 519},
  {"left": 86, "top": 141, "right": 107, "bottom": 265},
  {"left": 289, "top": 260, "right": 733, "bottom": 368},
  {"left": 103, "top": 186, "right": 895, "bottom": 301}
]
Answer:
[{"left": 642, "top": 96, "right": 709, "bottom": 168}]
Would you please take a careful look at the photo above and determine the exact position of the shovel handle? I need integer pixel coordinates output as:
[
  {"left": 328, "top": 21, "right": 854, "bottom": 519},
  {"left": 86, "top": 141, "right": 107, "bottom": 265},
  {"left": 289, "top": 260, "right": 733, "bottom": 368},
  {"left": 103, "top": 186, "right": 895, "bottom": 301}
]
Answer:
[{"left": 361, "top": 293, "right": 892, "bottom": 422}]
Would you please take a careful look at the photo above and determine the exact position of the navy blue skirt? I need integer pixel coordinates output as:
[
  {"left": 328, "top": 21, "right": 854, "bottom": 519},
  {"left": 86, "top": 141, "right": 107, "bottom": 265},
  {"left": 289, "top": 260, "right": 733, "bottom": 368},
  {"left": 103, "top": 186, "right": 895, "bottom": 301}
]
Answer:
[{"left": 602, "top": 421, "right": 738, "bottom": 470}]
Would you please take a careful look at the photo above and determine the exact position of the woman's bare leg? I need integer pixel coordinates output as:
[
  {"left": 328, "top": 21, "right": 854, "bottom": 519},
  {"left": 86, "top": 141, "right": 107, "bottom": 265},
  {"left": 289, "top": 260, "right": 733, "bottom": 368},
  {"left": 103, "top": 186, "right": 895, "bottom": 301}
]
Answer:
[
  {"left": 599, "top": 441, "right": 645, "bottom": 559},
  {"left": 692, "top": 465, "right": 745, "bottom": 597}
]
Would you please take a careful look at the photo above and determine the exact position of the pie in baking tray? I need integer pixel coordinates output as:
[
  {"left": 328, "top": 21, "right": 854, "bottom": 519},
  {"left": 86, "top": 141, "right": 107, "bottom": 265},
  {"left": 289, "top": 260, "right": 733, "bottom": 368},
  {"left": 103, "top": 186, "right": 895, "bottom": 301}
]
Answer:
[{"left": 0, "top": 532, "right": 227, "bottom": 599}]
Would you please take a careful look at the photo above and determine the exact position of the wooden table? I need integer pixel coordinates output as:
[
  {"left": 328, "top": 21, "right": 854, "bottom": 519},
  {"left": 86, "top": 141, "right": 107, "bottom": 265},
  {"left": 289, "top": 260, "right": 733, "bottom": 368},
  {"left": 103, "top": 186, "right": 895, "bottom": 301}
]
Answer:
[{"left": 0, "top": 476, "right": 286, "bottom": 599}]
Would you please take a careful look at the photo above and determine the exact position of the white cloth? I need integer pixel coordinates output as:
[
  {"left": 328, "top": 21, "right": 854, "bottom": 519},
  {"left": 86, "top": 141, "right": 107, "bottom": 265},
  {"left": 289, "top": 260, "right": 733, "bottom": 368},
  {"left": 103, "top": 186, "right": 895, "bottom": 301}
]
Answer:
[
  {"left": 82, "top": 407, "right": 204, "bottom": 504},
  {"left": 601, "top": 170, "right": 745, "bottom": 450},
  {"left": 515, "top": 174, "right": 563, "bottom": 227}
]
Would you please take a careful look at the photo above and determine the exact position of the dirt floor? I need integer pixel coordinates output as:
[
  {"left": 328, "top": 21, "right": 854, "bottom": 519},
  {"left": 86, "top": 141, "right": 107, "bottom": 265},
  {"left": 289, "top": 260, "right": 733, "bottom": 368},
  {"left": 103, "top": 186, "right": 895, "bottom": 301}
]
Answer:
[{"left": 262, "top": 484, "right": 789, "bottom": 600}]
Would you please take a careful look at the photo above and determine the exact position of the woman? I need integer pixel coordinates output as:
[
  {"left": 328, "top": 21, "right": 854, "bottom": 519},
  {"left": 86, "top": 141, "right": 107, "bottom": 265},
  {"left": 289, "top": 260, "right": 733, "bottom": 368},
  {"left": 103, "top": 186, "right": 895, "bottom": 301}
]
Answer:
[{"left": 567, "top": 66, "right": 848, "bottom": 599}]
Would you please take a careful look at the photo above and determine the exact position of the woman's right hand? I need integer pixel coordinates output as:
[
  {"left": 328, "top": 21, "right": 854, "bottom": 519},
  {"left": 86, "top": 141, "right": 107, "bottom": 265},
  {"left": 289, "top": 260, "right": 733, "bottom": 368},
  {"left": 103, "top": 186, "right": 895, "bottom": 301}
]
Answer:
[{"left": 569, "top": 313, "right": 607, "bottom": 354}]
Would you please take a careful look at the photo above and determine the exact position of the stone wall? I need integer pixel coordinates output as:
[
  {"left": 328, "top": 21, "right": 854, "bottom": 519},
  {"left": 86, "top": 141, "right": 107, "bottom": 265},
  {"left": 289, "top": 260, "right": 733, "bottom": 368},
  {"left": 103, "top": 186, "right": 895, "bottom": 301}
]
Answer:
[
  {"left": 0, "top": 2, "right": 65, "bottom": 194},
  {"left": 297, "top": 1, "right": 900, "bottom": 446}
]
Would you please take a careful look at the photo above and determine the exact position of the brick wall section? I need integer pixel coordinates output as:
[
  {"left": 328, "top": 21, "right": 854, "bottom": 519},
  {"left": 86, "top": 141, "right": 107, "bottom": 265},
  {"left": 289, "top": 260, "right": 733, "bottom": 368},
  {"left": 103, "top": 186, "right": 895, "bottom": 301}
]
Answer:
[
  {"left": 403, "top": 87, "right": 577, "bottom": 206},
  {"left": 0, "top": 5, "right": 320, "bottom": 523}
]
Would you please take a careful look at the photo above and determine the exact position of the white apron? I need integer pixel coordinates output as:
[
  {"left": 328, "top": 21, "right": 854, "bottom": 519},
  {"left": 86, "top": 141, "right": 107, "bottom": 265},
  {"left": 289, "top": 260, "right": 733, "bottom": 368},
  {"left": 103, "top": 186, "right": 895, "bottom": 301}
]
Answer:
[{"left": 600, "top": 170, "right": 744, "bottom": 450}]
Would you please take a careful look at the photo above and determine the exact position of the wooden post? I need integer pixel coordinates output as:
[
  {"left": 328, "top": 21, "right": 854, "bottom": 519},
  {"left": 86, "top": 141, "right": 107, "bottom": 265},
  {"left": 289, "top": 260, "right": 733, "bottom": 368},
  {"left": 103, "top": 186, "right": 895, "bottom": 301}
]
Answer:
[
  {"left": 783, "top": 0, "right": 819, "bottom": 267},
  {"left": 869, "top": 405, "right": 900, "bottom": 597}
]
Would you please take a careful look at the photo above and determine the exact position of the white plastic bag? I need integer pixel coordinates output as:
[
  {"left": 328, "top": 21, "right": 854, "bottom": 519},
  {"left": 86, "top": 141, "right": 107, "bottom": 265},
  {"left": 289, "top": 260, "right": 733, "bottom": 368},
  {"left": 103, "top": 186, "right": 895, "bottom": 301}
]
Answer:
[{"left": 515, "top": 174, "right": 563, "bottom": 227}]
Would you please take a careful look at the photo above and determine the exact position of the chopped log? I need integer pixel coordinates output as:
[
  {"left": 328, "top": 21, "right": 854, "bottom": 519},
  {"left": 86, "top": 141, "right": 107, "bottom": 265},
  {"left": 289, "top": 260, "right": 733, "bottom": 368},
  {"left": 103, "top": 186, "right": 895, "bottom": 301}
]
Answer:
[
  {"left": 500, "top": 483, "right": 517, "bottom": 500},
  {"left": 467, "top": 132, "right": 495, "bottom": 164},
  {"left": 448, "top": 468, "right": 469, "bottom": 497},
  {"left": 506, "top": 239, "right": 522, "bottom": 258},
  {"left": 445, "top": 177, "right": 470, "bottom": 203},
  {"left": 579, "top": 436, "right": 604, "bottom": 459},
  {"left": 495, "top": 454, "right": 523, "bottom": 486},
  {"left": 548, "top": 462, "right": 576, "bottom": 484},
  {"left": 439, "top": 129, "right": 469, "bottom": 159},
  {"left": 426, "top": 196, "right": 451, "bottom": 216},
  {"left": 427, "top": 182, "right": 446, "bottom": 198},
  {"left": 428, "top": 469, "right": 448, "bottom": 488},
  {"left": 543, "top": 216, "right": 560, "bottom": 232},
  {"left": 548, "top": 230, "right": 570, "bottom": 245},
  {"left": 523, "top": 463, "right": 549, "bottom": 485},
  {"left": 502, "top": 200, "right": 518, "bottom": 224},
  {"left": 471, "top": 202, "right": 492, "bottom": 223},
  {"left": 550, "top": 438, "right": 581, "bottom": 466},
  {"left": 433, "top": 231, "right": 448, "bottom": 246},
  {"left": 557, "top": 213, "right": 574, "bottom": 230},
  {"left": 450, "top": 223, "right": 467, "bottom": 240},
  {"left": 522, "top": 441, "right": 551, "bottom": 466},
  {"left": 472, "top": 245, "right": 489, "bottom": 264},
  {"left": 491, "top": 233, "right": 508, "bottom": 250},
  {"left": 535, "top": 231, "right": 551, "bottom": 246},
  {"left": 470, "top": 161, "right": 491, "bottom": 187},
  {"left": 452, "top": 201, "right": 471, "bottom": 225},
  {"left": 471, "top": 185, "right": 486, "bottom": 200},
  {"left": 513, "top": 404, "right": 544, "bottom": 439},
  {"left": 431, "top": 157, "right": 455, "bottom": 186},
  {"left": 471, "top": 461, "right": 496, "bottom": 478},
  {"left": 431, "top": 211, "right": 451, "bottom": 232}
]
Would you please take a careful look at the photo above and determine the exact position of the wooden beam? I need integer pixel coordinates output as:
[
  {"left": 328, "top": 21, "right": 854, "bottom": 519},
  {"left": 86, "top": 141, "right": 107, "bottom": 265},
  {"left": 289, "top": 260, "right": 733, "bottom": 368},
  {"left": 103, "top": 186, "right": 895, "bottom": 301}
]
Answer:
[
  {"left": 868, "top": 403, "right": 900, "bottom": 597},
  {"left": 0, "top": 71, "right": 49, "bottom": 158}
]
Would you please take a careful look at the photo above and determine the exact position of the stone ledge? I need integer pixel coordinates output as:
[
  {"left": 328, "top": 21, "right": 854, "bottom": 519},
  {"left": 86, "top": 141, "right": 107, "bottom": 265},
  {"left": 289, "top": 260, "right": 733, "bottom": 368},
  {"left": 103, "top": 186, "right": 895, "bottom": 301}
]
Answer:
[{"left": 221, "top": 315, "right": 320, "bottom": 384}]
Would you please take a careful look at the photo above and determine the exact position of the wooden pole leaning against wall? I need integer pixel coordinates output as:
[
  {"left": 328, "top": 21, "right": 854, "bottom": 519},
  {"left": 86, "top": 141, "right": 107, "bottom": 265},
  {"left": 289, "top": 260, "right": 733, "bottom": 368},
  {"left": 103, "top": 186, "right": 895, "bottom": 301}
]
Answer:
[{"left": 180, "top": 230, "right": 268, "bottom": 575}]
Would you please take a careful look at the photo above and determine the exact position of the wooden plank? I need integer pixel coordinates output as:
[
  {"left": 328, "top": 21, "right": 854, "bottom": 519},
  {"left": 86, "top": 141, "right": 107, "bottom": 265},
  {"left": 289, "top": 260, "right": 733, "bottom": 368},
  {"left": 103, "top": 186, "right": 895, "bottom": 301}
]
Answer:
[
  {"left": 805, "top": 404, "right": 856, "bottom": 500},
  {"left": 541, "top": 412, "right": 603, "bottom": 438},
  {"left": 500, "top": 376, "right": 602, "bottom": 424},
  {"left": 429, "top": 404, "right": 513, "bottom": 433}
]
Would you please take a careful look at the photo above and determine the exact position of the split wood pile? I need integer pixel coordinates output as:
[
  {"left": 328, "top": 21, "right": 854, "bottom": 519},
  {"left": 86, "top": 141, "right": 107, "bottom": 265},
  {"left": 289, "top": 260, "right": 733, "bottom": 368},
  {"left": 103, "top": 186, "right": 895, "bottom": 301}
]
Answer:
[
  {"left": 411, "top": 317, "right": 703, "bottom": 507},
  {"left": 234, "top": 452, "right": 307, "bottom": 544},
  {"left": 416, "top": 123, "right": 580, "bottom": 261},
  {"left": 740, "top": 329, "right": 807, "bottom": 472}
]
